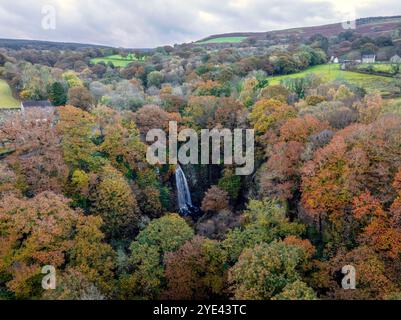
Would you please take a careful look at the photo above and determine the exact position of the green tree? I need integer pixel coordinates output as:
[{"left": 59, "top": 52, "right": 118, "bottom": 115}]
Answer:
[
  {"left": 48, "top": 82, "right": 67, "bottom": 106},
  {"left": 147, "top": 71, "right": 164, "bottom": 88},
  {"left": 218, "top": 171, "right": 241, "bottom": 202},
  {"left": 228, "top": 241, "right": 309, "bottom": 300},
  {"left": 134, "top": 213, "right": 194, "bottom": 253},
  {"left": 281, "top": 78, "right": 309, "bottom": 99},
  {"left": 223, "top": 199, "right": 305, "bottom": 264},
  {"left": 272, "top": 280, "right": 317, "bottom": 300},
  {"left": 119, "top": 214, "right": 194, "bottom": 299},
  {"left": 118, "top": 243, "right": 163, "bottom": 299},
  {"left": 90, "top": 165, "right": 140, "bottom": 239}
]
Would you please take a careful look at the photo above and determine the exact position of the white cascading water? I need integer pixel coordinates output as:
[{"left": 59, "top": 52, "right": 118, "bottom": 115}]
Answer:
[{"left": 175, "top": 164, "right": 193, "bottom": 215}]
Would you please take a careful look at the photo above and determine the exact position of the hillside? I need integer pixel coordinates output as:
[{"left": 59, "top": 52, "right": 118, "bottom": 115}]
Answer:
[
  {"left": 197, "top": 15, "right": 401, "bottom": 43},
  {"left": 0, "top": 38, "right": 114, "bottom": 50},
  {"left": 0, "top": 38, "right": 153, "bottom": 52},
  {"left": 267, "top": 63, "right": 396, "bottom": 96}
]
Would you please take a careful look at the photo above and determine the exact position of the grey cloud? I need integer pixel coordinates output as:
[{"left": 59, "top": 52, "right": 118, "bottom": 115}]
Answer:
[{"left": 0, "top": 0, "right": 400, "bottom": 48}]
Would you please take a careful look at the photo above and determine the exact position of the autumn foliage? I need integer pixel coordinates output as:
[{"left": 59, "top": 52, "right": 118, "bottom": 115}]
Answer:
[
  {"left": 1, "top": 36, "right": 401, "bottom": 301},
  {"left": 201, "top": 186, "right": 230, "bottom": 213},
  {"left": 0, "top": 192, "right": 114, "bottom": 298}
]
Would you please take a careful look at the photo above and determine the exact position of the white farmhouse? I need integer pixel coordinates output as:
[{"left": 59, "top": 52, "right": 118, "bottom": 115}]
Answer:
[
  {"left": 390, "top": 54, "right": 401, "bottom": 63},
  {"left": 362, "top": 54, "right": 376, "bottom": 63}
]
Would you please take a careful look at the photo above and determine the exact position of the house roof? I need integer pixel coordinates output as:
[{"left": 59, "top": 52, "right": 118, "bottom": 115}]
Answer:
[
  {"left": 362, "top": 54, "right": 376, "bottom": 58},
  {"left": 21, "top": 100, "right": 53, "bottom": 108}
]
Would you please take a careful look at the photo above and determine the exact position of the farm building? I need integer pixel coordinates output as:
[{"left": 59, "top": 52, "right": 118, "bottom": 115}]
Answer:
[
  {"left": 362, "top": 54, "right": 376, "bottom": 63},
  {"left": 329, "top": 56, "right": 339, "bottom": 63},
  {"left": 20, "top": 101, "right": 56, "bottom": 121},
  {"left": 390, "top": 54, "right": 401, "bottom": 63},
  {"left": 21, "top": 100, "right": 54, "bottom": 110}
]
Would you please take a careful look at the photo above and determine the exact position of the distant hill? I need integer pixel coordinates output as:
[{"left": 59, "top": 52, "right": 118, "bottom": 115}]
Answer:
[
  {"left": 197, "top": 15, "right": 401, "bottom": 43},
  {"left": 0, "top": 38, "right": 114, "bottom": 50},
  {"left": 0, "top": 38, "right": 153, "bottom": 52}
]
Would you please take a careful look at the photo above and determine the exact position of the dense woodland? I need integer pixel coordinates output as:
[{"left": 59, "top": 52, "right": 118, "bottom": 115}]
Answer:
[{"left": 1, "top": 25, "right": 401, "bottom": 300}]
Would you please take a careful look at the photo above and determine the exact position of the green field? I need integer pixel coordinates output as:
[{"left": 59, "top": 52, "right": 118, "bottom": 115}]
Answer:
[
  {"left": 0, "top": 79, "right": 19, "bottom": 109},
  {"left": 267, "top": 64, "right": 394, "bottom": 95},
  {"left": 197, "top": 36, "right": 247, "bottom": 44},
  {"left": 91, "top": 54, "right": 145, "bottom": 68},
  {"left": 356, "top": 63, "right": 399, "bottom": 74}
]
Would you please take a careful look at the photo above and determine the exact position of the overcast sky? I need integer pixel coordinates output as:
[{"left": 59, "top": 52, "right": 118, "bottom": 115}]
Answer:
[{"left": 0, "top": 0, "right": 400, "bottom": 48}]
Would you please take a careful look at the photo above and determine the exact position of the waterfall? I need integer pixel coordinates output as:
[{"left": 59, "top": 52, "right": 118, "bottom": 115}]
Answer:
[{"left": 175, "top": 164, "right": 193, "bottom": 215}]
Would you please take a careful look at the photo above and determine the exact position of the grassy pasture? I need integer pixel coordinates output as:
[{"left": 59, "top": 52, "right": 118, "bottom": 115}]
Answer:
[
  {"left": 197, "top": 36, "right": 247, "bottom": 44},
  {"left": 356, "top": 63, "right": 399, "bottom": 74},
  {"left": 0, "top": 79, "right": 19, "bottom": 109},
  {"left": 91, "top": 54, "right": 146, "bottom": 68},
  {"left": 267, "top": 64, "right": 394, "bottom": 95}
]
